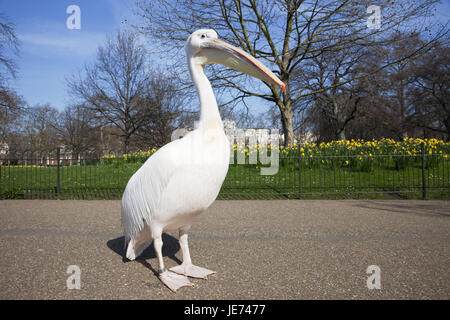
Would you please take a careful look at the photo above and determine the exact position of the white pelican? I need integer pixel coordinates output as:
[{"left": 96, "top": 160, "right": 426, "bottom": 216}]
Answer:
[{"left": 121, "top": 29, "right": 285, "bottom": 292}]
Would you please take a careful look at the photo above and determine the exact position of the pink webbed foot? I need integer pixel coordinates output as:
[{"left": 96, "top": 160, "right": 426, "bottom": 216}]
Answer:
[
  {"left": 159, "top": 270, "right": 192, "bottom": 292},
  {"left": 170, "top": 264, "right": 216, "bottom": 279}
]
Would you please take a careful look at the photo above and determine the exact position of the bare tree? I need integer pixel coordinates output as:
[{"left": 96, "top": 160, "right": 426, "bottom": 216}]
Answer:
[
  {"left": 68, "top": 30, "right": 159, "bottom": 153},
  {"left": 0, "top": 87, "right": 26, "bottom": 158},
  {"left": 20, "top": 104, "right": 60, "bottom": 155},
  {"left": 0, "top": 13, "right": 23, "bottom": 154},
  {"left": 52, "top": 104, "right": 99, "bottom": 158},
  {"left": 375, "top": 32, "right": 432, "bottom": 139},
  {"left": 133, "top": 73, "right": 185, "bottom": 148},
  {"left": 345, "top": 67, "right": 395, "bottom": 140},
  {"left": 0, "top": 13, "right": 19, "bottom": 82},
  {"left": 135, "top": 0, "right": 445, "bottom": 145},
  {"left": 0, "top": 87, "right": 24, "bottom": 140},
  {"left": 410, "top": 41, "right": 450, "bottom": 139},
  {"left": 296, "top": 27, "right": 449, "bottom": 141},
  {"left": 295, "top": 43, "right": 369, "bottom": 140}
]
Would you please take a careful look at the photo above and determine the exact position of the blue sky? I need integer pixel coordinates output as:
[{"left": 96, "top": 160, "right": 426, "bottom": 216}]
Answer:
[
  {"left": 0, "top": 0, "right": 137, "bottom": 110},
  {"left": 0, "top": 0, "right": 449, "bottom": 112}
]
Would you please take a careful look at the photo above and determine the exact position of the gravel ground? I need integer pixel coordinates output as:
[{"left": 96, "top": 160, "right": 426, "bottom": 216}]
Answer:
[{"left": 0, "top": 199, "right": 449, "bottom": 300}]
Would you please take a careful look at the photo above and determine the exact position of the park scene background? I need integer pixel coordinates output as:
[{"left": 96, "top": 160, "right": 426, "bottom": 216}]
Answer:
[
  {"left": 0, "top": 1, "right": 449, "bottom": 301},
  {"left": 0, "top": 0, "right": 449, "bottom": 200}
]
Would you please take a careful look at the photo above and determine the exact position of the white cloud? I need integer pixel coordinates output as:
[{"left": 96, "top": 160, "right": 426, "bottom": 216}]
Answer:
[{"left": 19, "top": 31, "right": 107, "bottom": 58}]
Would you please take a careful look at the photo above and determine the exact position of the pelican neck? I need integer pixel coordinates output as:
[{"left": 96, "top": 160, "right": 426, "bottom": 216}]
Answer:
[{"left": 188, "top": 59, "right": 223, "bottom": 131}]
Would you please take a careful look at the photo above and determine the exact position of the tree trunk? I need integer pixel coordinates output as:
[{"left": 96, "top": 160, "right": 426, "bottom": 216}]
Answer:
[
  {"left": 399, "top": 79, "right": 407, "bottom": 138},
  {"left": 338, "top": 129, "right": 346, "bottom": 141},
  {"left": 99, "top": 124, "right": 106, "bottom": 156},
  {"left": 333, "top": 100, "right": 347, "bottom": 141},
  {"left": 279, "top": 102, "right": 295, "bottom": 146},
  {"left": 444, "top": 115, "right": 450, "bottom": 142},
  {"left": 123, "top": 135, "right": 129, "bottom": 154}
]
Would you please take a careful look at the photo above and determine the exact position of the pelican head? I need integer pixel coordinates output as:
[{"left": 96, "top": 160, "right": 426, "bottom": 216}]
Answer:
[{"left": 185, "top": 29, "right": 285, "bottom": 91}]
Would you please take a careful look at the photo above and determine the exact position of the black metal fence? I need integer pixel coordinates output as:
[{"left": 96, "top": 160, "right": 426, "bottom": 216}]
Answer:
[
  {"left": 221, "top": 145, "right": 449, "bottom": 199},
  {"left": 0, "top": 146, "right": 449, "bottom": 200}
]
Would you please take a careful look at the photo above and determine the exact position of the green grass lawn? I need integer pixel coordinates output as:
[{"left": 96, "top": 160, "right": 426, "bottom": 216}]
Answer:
[{"left": 1, "top": 154, "right": 449, "bottom": 200}]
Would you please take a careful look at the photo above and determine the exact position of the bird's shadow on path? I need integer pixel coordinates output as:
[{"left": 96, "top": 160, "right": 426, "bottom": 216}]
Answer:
[{"left": 107, "top": 234, "right": 182, "bottom": 276}]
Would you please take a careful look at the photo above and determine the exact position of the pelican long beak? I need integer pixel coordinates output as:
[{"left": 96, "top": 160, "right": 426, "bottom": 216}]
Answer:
[{"left": 202, "top": 39, "right": 285, "bottom": 92}]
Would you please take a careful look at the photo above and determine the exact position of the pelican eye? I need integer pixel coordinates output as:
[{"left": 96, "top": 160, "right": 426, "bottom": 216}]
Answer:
[{"left": 200, "top": 34, "right": 206, "bottom": 39}]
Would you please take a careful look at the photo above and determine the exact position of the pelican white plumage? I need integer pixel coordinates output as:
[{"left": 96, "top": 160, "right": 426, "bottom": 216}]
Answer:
[{"left": 121, "top": 29, "right": 285, "bottom": 292}]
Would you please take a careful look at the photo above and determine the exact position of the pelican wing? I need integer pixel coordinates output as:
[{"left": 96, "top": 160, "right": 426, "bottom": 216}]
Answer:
[{"left": 121, "top": 137, "right": 189, "bottom": 240}]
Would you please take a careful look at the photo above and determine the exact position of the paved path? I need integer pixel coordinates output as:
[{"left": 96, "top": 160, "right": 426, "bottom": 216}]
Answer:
[{"left": 0, "top": 200, "right": 449, "bottom": 299}]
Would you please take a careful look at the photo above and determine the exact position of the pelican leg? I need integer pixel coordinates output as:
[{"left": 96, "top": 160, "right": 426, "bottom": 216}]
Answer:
[
  {"left": 170, "top": 226, "right": 216, "bottom": 279},
  {"left": 153, "top": 235, "right": 192, "bottom": 292}
]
